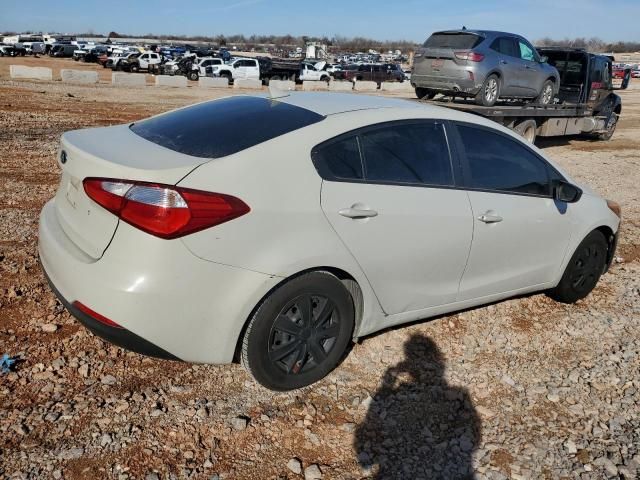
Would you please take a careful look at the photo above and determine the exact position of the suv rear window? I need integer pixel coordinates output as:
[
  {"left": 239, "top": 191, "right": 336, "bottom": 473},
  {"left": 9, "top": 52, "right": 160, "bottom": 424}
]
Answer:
[
  {"left": 130, "top": 96, "right": 324, "bottom": 158},
  {"left": 423, "top": 33, "right": 482, "bottom": 49}
]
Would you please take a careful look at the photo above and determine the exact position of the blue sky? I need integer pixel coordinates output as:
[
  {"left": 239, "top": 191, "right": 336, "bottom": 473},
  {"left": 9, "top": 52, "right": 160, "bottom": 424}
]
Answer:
[{"left": 2, "top": 0, "right": 639, "bottom": 42}]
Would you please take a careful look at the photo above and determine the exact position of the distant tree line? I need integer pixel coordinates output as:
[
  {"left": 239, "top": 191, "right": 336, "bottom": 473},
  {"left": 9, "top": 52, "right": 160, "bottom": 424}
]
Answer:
[
  {"left": 5, "top": 30, "right": 639, "bottom": 53},
  {"left": 93, "top": 31, "right": 418, "bottom": 52},
  {"left": 535, "top": 37, "right": 640, "bottom": 53}
]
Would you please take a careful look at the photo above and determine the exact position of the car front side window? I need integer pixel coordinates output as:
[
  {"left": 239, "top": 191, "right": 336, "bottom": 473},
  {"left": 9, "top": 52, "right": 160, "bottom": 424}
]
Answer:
[
  {"left": 518, "top": 41, "right": 537, "bottom": 62},
  {"left": 457, "top": 124, "right": 551, "bottom": 196}
]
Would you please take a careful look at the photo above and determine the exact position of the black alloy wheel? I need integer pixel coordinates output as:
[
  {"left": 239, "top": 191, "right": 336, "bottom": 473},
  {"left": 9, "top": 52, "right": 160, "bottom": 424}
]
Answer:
[
  {"left": 268, "top": 294, "right": 340, "bottom": 375},
  {"left": 548, "top": 231, "right": 608, "bottom": 303},
  {"left": 242, "top": 271, "right": 354, "bottom": 390}
]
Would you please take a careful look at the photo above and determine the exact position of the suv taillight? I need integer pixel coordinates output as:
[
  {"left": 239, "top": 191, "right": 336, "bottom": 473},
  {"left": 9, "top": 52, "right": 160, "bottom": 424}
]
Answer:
[
  {"left": 83, "top": 178, "right": 250, "bottom": 239},
  {"left": 454, "top": 51, "right": 485, "bottom": 62}
]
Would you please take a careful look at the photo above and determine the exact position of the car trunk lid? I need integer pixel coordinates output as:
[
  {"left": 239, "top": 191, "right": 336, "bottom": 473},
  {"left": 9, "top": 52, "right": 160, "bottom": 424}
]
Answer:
[{"left": 54, "top": 124, "right": 205, "bottom": 260}]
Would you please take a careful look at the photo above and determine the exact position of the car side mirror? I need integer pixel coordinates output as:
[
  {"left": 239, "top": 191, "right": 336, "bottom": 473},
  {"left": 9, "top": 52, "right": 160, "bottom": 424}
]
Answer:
[
  {"left": 539, "top": 55, "right": 548, "bottom": 64},
  {"left": 554, "top": 180, "right": 582, "bottom": 203}
]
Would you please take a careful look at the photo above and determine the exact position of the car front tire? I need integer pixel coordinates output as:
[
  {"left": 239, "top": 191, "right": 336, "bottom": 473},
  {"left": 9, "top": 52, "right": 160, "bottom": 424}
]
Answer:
[
  {"left": 548, "top": 230, "right": 608, "bottom": 303},
  {"left": 241, "top": 271, "right": 355, "bottom": 391}
]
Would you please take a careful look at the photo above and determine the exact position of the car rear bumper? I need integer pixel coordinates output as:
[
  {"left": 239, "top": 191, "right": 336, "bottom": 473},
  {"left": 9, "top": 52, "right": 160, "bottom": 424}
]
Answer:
[
  {"left": 42, "top": 266, "right": 179, "bottom": 360},
  {"left": 411, "top": 74, "right": 480, "bottom": 95},
  {"left": 38, "top": 199, "right": 282, "bottom": 364}
]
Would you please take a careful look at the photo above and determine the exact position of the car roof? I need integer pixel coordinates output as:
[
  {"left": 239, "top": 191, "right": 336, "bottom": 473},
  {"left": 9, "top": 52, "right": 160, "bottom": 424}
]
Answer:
[
  {"left": 433, "top": 29, "right": 525, "bottom": 39},
  {"left": 273, "top": 92, "right": 426, "bottom": 116}
]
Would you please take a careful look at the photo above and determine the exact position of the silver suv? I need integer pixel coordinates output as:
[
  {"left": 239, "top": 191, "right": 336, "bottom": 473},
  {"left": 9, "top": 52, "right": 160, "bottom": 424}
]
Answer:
[{"left": 412, "top": 30, "right": 560, "bottom": 106}]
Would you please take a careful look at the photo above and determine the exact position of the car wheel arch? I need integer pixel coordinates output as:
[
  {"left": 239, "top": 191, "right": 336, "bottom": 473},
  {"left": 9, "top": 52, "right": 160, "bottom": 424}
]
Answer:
[{"left": 231, "top": 267, "right": 365, "bottom": 363}]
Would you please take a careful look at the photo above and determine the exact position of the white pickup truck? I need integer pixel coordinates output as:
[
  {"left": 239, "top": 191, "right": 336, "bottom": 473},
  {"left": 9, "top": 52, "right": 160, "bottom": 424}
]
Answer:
[
  {"left": 209, "top": 58, "right": 260, "bottom": 82},
  {"left": 209, "top": 57, "right": 330, "bottom": 84}
]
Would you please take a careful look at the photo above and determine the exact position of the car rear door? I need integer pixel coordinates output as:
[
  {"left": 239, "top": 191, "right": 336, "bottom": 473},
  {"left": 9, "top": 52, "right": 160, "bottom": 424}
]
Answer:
[
  {"left": 317, "top": 120, "right": 473, "bottom": 315},
  {"left": 450, "top": 123, "right": 573, "bottom": 301},
  {"left": 489, "top": 36, "right": 521, "bottom": 95}
]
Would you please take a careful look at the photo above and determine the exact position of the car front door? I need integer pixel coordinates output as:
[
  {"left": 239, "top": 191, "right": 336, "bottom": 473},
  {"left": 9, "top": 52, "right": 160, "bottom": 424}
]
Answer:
[
  {"left": 451, "top": 123, "right": 573, "bottom": 301},
  {"left": 317, "top": 120, "right": 473, "bottom": 315},
  {"left": 517, "top": 39, "right": 546, "bottom": 96}
]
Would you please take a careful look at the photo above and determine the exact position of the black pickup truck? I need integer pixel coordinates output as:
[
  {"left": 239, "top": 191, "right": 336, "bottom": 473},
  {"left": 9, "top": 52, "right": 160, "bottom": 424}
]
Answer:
[{"left": 422, "top": 48, "right": 622, "bottom": 143}]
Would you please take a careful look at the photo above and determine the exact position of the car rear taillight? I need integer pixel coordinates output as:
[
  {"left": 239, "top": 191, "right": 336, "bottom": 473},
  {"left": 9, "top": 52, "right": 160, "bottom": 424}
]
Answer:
[
  {"left": 83, "top": 178, "right": 250, "bottom": 239},
  {"left": 454, "top": 51, "right": 485, "bottom": 62}
]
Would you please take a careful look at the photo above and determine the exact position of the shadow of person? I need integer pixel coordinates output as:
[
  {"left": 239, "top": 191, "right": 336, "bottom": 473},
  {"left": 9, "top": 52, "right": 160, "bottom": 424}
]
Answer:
[{"left": 354, "top": 334, "right": 481, "bottom": 479}]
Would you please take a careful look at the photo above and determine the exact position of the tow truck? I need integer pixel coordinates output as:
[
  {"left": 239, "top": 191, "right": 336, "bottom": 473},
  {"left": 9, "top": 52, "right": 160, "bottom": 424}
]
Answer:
[{"left": 422, "top": 48, "right": 622, "bottom": 143}]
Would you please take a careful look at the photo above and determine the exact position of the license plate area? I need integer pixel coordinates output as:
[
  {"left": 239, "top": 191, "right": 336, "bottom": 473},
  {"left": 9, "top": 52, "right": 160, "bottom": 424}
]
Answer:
[{"left": 431, "top": 59, "right": 444, "bottom": 70}]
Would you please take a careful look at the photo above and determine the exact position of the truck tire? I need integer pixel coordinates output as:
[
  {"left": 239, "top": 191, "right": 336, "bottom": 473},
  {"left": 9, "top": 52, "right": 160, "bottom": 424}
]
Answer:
[
  {"left": 475, "top": 74, "right": 500, "bottom": 106},
  {"left": 188, "top": 71, "right": 199, "bottom": 81},
  {"left": 535, "top": 80, "right": 555, "bottom": 105},
  {"left": 415, "top": 87, "right": 436, "bottom": 100},
  {"left": 130, "top": 65, "right": 139, "bottom": 73},
  {"left": 514, "top": 119, "right": 537, "bottom": 144},
  {"left": 596, "top": 113, "right": 618, "bottom": 141}
]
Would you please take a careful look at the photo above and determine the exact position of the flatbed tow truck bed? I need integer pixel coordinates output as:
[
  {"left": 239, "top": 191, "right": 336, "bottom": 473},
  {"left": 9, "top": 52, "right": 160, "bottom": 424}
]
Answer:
[{"left": 421, "top": 98, "right": 590, "bottom": 118}]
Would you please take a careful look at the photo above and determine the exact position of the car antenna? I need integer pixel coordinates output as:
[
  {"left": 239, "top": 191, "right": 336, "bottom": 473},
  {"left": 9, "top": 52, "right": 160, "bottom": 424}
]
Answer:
[{"left": 268, "top": 84, "right": 291, "bottom": 99}]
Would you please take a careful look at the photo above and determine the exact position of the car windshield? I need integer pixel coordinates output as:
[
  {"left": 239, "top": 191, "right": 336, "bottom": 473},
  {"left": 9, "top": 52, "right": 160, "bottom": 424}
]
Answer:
[
  {"left": 130, "top": 96, "right": 325, "bottom": 159},
  {"left": 423, "top": 32, "right": 482, "bottom": 49}
]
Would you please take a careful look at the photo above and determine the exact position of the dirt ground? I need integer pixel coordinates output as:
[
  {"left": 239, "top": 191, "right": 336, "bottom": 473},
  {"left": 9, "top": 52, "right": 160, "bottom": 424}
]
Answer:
[{"left": 0, "top": 56, "right": 639, "bottom": 479}]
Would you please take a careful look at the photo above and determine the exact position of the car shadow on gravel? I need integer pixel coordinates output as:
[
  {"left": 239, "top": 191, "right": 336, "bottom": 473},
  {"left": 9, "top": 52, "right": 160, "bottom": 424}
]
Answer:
[{"left": 354, "top": 333, "right": 481, "bottom": 479}]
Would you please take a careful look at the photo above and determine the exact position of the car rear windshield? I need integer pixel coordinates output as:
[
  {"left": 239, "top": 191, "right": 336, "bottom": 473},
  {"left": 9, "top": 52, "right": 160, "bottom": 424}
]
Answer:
[
  {"left": 130, "top": 96, "right": 324, "bottom": 159},
  {"left": 423, "top": 33, "right": 482, "bottom": 49}
]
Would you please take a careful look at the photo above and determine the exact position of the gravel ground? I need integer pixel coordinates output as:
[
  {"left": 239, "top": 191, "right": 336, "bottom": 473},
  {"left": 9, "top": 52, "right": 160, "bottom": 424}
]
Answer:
[{"left": 0, "top": 57, "right": 639, "bottom": 480}]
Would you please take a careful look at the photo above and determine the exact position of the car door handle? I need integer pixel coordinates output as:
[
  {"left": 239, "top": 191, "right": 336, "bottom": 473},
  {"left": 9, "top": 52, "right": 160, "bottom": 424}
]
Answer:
[
  {"left": 339, "top": 207, "right": 378, "bottom": 219},
  {"left": 478, "top": 212, "right": 503, "bottom": 223},
  {"left": 500, "top": 60, "right": 508, "bottom": 64}
]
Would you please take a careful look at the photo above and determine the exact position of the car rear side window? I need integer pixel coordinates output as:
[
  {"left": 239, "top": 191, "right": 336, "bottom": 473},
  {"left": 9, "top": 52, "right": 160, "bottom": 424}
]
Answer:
[
  {"left": 312, "top": 136, "right": 363, "bottom": 180},
  {"left": 360, "top": 122, "right": 453, "bottom": 186},
  {"left": 423, "top": 33, "right": 482, "bottom": 49},
  {"left": 457, "top": 125, "right": 551, "bottom": 196},
  {"left": 130, "top": 96, "right": 324, "bottom": 159},
  {"left": 490, "top": 37, "right": 519, "bottom": 58}
]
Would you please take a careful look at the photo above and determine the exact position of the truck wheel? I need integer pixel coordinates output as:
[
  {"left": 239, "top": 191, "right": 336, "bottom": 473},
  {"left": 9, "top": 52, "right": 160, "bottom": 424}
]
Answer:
[
  {"left": 535, "top": 80, "right": 555, "bottom": 105},
  {"left": 475, "top": 74, "right": 500, "bottom": 106},
  {"left": 597, "top": 113, "right": 618, "bottom": 141},
  {"left": 415, "top": 87, "right": 436, "bottom": 100},
  {"left": 188, "top": 71, "right": 199, "bottom": 81},
  {"left": 514, "top": 119, "right": 537, "bottom": 144},
  {"left": 130, "top": 65, "right": 139, "bottom": 73}
]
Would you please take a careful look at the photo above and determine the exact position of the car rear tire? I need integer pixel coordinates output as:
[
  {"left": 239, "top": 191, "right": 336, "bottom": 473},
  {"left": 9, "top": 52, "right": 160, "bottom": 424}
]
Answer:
[
  {"left": 514, "top": 119, "right": 537, "bottom": 144},
  {"left": 548, "top": 230, "right": 608, "bottom": 304},
  {"left": 475, "top": 74, "right": 500, "bottom": 106},
  {"left": 187, "top": 71, "right": 199, "bottom": 81},
  {"left": 536, "top": 80, "right": 555, "bottom": 105},
  {"left": 415, "top": 87, "right": 436, "bottom": 100},
  {"left": 241, "top": 271, "right": 355, "bottom": 391}
]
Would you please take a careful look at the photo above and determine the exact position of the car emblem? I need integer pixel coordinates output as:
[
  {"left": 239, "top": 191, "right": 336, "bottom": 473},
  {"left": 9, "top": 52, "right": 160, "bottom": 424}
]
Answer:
[{"left": 60, "top": 150, "right": 67, "bottom": 164}]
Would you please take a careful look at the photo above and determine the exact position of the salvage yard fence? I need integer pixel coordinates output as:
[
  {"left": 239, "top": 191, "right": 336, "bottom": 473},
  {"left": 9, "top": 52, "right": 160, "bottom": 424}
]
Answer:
[{"left": 9, "top": 66, "right": 416, "bottom": 92}]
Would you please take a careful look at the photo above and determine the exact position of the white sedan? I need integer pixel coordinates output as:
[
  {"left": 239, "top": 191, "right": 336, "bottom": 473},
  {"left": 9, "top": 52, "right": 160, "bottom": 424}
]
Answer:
[{"left": 38, "top": 92, "right": 621, "bottom": 390}]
